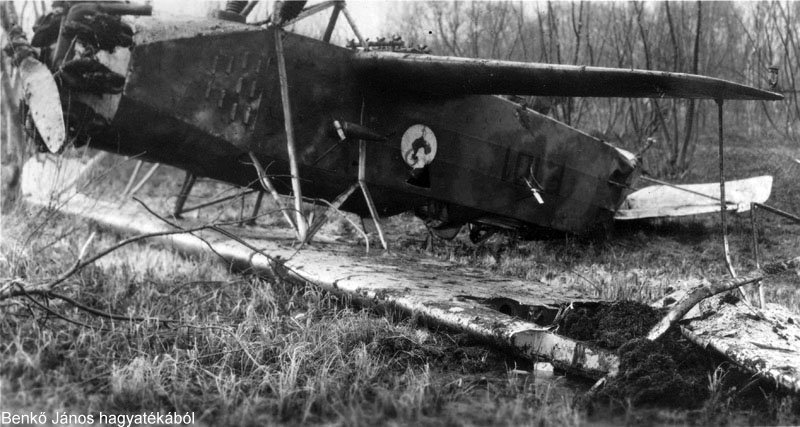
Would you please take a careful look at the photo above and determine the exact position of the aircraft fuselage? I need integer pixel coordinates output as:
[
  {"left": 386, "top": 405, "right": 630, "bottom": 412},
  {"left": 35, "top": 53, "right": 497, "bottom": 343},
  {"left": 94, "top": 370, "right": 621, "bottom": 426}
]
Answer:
[{"left": 73, "top": 17, "right": 638, "bottom": 235}]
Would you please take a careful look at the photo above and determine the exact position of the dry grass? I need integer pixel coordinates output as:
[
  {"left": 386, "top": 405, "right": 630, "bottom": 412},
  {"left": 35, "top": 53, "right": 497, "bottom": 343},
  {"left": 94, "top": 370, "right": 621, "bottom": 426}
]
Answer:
[
  {"left": 1, "top": 129, "right": 798, "bottom": 425},
  {"left": 1, "top": 205, "right": 584, "bottom": 426}
]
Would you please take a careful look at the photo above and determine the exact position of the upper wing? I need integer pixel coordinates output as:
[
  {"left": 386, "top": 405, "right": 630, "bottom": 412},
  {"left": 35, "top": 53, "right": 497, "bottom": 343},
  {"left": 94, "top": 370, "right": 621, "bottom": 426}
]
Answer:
[{"left": 352, "top": 52, "right": 783, "bottom": 101}]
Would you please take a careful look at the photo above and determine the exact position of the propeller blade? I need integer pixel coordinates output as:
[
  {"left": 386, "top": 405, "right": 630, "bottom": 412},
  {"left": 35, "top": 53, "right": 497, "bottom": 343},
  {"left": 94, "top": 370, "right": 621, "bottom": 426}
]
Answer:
[
  {"left": 1, "top": 1, "right": 65, "bottom": 153},
  {"left": 19, "top": 57, "right": 66, "bottom": 152}
]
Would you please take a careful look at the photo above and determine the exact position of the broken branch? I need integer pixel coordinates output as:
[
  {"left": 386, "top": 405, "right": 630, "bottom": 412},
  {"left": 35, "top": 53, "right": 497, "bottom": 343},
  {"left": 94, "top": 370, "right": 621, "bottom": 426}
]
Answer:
[
  {"left": 46, "top": 225, "right": 218, "bottom": 291},
  {"left": 5, "top": 285, "right": 177, "bottom": 325},
  {"left": 76, "top": 231, "right": 96, "bottom": 261},
  {"left": 647, "top": 256, "right": 800, "bottom": 341}
]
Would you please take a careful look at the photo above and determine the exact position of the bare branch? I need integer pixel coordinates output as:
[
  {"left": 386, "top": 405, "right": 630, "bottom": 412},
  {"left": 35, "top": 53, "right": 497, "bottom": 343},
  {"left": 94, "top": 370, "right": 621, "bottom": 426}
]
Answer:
[
  {"left": 46, "top": 223, "right": 219, "bottom": 291},
  {"left": 6, "top": 286, "right": 178, "bottom": 325},
  {"left": 647, "top": 256, "right": 800, "bottom": 341}
]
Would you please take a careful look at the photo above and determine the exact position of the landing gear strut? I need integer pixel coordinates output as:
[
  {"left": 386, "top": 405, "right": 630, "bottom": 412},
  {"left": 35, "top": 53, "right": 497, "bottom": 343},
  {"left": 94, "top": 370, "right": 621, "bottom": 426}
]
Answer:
[{"left": 173, "top": 171, "right": 196, "bottom": 218}]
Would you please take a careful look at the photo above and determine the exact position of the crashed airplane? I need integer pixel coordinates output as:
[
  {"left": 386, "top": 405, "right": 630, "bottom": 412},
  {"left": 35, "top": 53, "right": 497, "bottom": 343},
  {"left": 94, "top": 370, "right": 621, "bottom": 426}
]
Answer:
[
  {"left": 4, "top": 0, "right": 783, "bottom": 244},
  {"left": 5, "top": 1, "right": 800, "bottom": 394}
]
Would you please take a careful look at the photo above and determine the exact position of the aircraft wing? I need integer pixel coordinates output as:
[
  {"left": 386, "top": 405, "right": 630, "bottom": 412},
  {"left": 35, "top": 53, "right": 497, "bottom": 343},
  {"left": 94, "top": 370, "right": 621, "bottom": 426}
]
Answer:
[{"left": 352, "top": 52, "right": 783, "bottom": 101}]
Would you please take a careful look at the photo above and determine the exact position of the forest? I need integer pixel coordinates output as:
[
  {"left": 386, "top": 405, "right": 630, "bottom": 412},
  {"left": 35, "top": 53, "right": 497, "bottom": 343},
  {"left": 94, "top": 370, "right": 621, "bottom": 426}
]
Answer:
[{"left": 385, "top": 1, "right": 799, "bottom": 176}]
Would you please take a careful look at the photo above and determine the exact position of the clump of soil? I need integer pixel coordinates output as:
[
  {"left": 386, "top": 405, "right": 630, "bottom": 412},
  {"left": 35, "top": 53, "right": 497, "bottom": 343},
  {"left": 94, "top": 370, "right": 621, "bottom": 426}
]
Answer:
[
  {"left": 559, "top": 300, "right": 664, "bottom": 349},
  {"left": 598, "top": 331, "right": 716, "bottom": 408},
  {"left": 560, "top": 301, "right": 717, "bottom": 409}
]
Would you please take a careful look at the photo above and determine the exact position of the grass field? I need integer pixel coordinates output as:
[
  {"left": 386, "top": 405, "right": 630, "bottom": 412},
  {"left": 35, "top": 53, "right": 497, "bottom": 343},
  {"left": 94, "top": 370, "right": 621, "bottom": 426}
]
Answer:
[
  {"left": 1, "top": 130, "right": 799, "bottom": 425},
  {"left": 1, "top": 203, "right": 585, "bottom": 426}
]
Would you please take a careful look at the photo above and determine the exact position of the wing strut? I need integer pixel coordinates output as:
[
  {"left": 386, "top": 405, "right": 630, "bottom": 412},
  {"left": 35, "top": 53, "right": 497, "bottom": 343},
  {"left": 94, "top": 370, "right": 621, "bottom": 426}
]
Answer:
[
  {"left": 269, "top": 2, "right": 386, "bottom": 248},
  {"left": 273, "top": 25, "right": 308, "bottom": 241},
  {"left": 713, "top": 101, "right": 800, "bottom": 308},
  {"left": 358, "top": 139, "right": 389, "bottom": 250},
  {"left": 715, "top": 99, "right": 746, "bottom": 303}
]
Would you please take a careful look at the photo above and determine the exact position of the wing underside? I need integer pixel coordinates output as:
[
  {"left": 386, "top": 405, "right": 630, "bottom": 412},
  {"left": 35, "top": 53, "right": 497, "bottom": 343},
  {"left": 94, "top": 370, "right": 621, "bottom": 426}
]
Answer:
[{"left": 352, "top": 52, "right": 783, "bottom": 101}]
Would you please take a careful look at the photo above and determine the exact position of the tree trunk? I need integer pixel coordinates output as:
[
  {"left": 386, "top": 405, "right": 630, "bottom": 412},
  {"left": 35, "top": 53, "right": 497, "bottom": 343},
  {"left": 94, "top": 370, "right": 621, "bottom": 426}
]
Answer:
[{"left": 677, "top": 1, "right": 702, "bottom": 172}]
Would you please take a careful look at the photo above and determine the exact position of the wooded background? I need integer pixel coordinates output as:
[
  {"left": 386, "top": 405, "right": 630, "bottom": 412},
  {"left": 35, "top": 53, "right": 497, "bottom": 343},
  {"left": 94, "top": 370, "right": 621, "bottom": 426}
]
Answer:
[
  {"left": 388, "top": 1, "right": 799, "bottom": 176},
  {"left": 2, "top": 1, "right": 799, "bottom": 179}
]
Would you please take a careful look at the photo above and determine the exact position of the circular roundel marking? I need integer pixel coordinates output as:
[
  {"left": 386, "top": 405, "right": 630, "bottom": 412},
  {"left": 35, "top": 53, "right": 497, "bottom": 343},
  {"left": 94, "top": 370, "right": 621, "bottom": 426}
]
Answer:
[{"left": 401, "top": 124, "right": 437, "bottom": 169}]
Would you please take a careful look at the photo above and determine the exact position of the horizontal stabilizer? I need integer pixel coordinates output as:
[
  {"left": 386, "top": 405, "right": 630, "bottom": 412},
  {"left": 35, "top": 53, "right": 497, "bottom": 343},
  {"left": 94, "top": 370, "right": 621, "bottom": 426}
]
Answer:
[
  {"left": 615, "top": 176, "right": 772, "bottom": 220},
  {"left": 352, "top": 52, "right": 783, "bottom": 101}
]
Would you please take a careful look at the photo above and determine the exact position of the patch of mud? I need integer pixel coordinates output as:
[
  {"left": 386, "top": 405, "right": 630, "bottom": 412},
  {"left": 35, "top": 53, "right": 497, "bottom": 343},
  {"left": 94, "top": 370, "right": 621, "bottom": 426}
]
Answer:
[
  {"left": 598, "top": 332, "right": 716, "bottom": 408},
  {"left": 559, "top": 301, "right": 718, "bottom": 409},
  {"left": 559, "top": 300, "right": 664, "bottom": 349}
]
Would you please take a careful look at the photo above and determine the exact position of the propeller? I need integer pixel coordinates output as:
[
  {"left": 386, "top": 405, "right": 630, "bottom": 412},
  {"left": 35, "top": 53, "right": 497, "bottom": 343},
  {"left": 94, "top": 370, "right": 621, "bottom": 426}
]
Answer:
[{"left": 1, "top": 1, "right": 65, "bottom": 153}]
